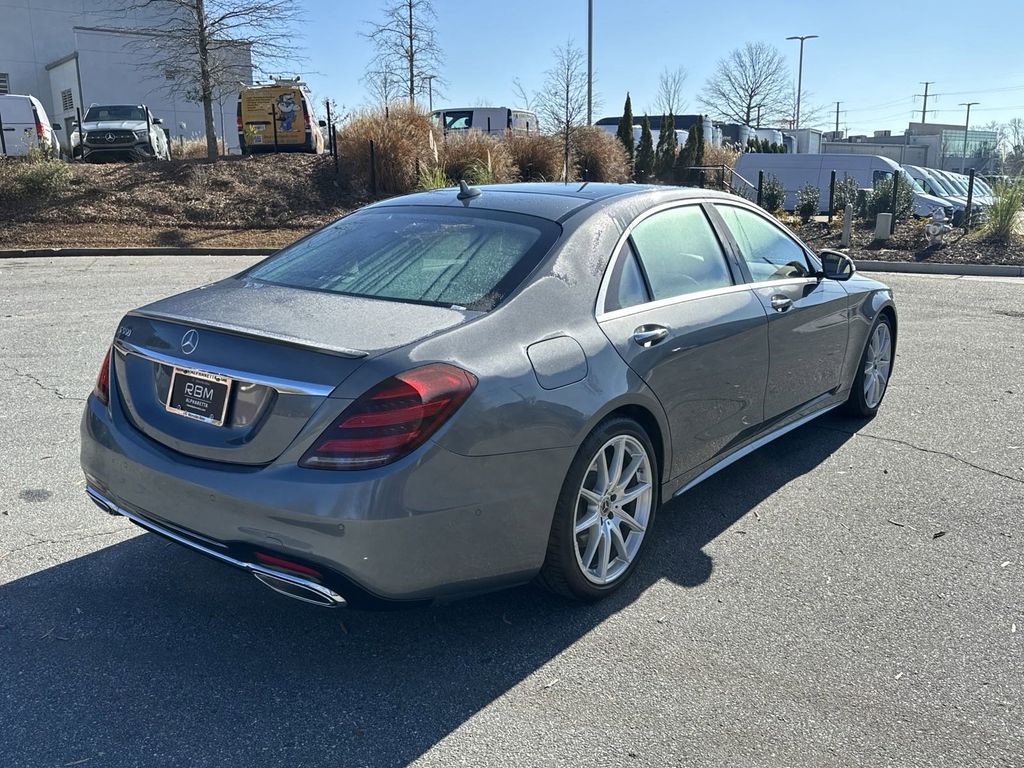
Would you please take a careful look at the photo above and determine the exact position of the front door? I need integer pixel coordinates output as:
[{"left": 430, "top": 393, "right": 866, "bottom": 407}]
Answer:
[
  {"left": 597, "top": 203, "right": 769, "bottom": 481},
  {"left": 711, "top": 203, "right": 849, "bottom": 419}
]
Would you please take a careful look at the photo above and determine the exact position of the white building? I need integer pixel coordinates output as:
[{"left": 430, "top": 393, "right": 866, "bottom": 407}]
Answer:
[{"left": 0, "top": 0, "right": 252, "bottom": 151}]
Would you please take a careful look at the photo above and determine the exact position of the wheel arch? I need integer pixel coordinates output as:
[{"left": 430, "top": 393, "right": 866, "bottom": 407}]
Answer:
[{"left": 582, "top": 395, "right": 670, "bottom": 489}]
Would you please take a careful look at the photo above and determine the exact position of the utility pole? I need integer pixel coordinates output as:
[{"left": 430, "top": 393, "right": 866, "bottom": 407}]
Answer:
[
  {"left": 756, "top": 104, "right": 762, "bottom": 129},
  {"left": 960, "top": 101, "right": 979, "bottom": 172},
  {"left": 422, "top": 74, "right": 436, "bottom": 114},
  {"left": 835, "top": 101, "right": 841, "bottom": 134},
  {"left": 916, "top": 82, "right": 934, "bottom": 124},
  {"left": 786, "top": 34, "right": 818, "bottom": 130},
  {"left": 586, "top": 0, "right": 593, "bottom": 126}
]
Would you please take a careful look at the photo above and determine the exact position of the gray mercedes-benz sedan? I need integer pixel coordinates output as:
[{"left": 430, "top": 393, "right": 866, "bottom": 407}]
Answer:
[{"left": 81, "top": 183, "right": 896, "bottom": 608}]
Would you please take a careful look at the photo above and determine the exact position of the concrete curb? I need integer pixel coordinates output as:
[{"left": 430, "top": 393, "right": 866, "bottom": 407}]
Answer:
[
  {"left": 0, "top": 247, "right": 275, "bottom": 259},
  {"left": 854, "top": 260, "right": 1024, "bottom": 278}
]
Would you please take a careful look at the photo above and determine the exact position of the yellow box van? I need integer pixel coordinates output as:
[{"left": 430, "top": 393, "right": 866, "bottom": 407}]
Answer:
[{"left": 237, "top": 79, "right": 325, "bottom": 154}]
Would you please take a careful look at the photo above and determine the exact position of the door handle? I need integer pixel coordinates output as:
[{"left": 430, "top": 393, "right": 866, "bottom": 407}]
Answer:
[
  {"left": 770, "top": 294, "right": 793, "bottom": 312},
  {"left": 632, "top": 325, "right": 669, "bottom": 347}
]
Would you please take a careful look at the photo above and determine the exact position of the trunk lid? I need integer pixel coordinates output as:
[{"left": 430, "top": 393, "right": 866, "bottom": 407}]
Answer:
[{"left": 113, "top": 277, "right": 479, "bottom": 465}]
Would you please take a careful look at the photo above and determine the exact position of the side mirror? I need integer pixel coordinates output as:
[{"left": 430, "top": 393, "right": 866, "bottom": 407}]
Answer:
[
  {"left": 52, "top": 123, "right": 62, "bottom": 130},
  {"left": 818, "top": 249, "right": 856, "bottom": 281},
  {"left": 318, "top": 119, "right": 327, "bottom": 127},
  {"left": 152, "top": 117, "right": 163, "bottom": 125}
]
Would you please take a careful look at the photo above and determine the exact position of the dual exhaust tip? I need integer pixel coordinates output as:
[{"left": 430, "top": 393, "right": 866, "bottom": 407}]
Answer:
[{"left": 86, "top": 486, "right": 346, "bottom": 608}]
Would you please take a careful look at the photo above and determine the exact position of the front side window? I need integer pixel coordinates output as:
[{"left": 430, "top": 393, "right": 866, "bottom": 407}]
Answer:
[
  {"left": 443, "top": 111, "right": 473, "bottom": 130},
  {"left": 715, "top": 205, "right": 812, "bottom": 282},
  {"left": 628, "top": 206, "right": 734, "bottom": 300},
  {"left": 245, "top": 208, "right": 560, "bottom": 311}
]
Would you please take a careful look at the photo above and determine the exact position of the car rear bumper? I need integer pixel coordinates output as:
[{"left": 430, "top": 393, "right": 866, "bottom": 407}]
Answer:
[{"left": 80, "top": 393, "right": 573, "bottom": 605}]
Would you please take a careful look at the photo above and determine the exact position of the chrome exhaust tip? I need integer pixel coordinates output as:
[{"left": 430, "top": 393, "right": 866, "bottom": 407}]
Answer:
[{"left": 253, "top": 571, "right": 346, "bottom": 608}]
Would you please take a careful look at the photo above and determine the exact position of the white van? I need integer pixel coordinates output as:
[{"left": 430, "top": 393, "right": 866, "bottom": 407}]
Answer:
[
  {"left": 431, "top": 107, "right": 538, "bottom": 136},
  {"left": 902, "top": 165, "right": 981, "bottom": 224},
  {"left": 734, "top": 152, "right": 951, "bottom": 218},
  {"left": 0, "top": 94, "right": 62, "bottom": 157}
]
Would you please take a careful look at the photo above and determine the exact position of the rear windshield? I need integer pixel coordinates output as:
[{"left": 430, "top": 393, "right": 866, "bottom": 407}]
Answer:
[
  {"left": 85, "top": 106, "right": 147, "bottom": 122},
  {"left": 245, "top": 207, "right": 560, "bottom": 311}
]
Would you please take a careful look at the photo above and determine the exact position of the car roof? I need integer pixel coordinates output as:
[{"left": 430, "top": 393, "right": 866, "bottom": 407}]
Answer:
[{"left": 368, "top": 182, "right": 721, "bottom": 222}]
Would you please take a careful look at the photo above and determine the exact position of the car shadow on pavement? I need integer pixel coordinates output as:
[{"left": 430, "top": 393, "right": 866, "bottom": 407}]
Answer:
[{"left": 0, "top": 417, "right": 858, "bottom": 768}]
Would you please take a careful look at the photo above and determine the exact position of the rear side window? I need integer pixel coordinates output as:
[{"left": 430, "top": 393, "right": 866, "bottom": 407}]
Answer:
[
  {"left": 629, "top": 206, "right": 733, "bottom": 300},
  {"left": 604, "top": 240, "right": 650, "bottom": 312},
  {"left": 443, "top": 111, "right": 473, "bottom": 130},
  {"left": 245, "top": 208, "right": 560, "bottom": 311}
]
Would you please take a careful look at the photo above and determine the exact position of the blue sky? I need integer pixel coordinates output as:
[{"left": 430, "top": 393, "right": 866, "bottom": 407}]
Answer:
[{"left": 296, "top": 0, "right": 1023, "bottom": 135}]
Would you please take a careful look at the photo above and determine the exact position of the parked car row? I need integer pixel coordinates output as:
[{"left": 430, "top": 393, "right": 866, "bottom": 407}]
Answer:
[
  {"left": 0, "top": 93, "right": 170, "bottom": 162},
  {"left": 733, "top": 152, "right": 994, "bottom": 223}
]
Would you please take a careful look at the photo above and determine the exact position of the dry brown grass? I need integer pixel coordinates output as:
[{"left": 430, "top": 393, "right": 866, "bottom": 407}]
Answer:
[
  {"left": 570, "top": 127, "right": 631, "bottom": 183},
  {"left": 169, "top": 137, "right": 210, "bottom": 159},
  {"left": 440, "top": 130, "right": 516, "bottom": 185},
  {"left": 703, "top": 143, "right": 741, "bottom": 170},
  {"left": 505, "top": 133, "right": 563, "bottom": 182},
  {"left": 335, "top": 103, "right": 437, "bottom": 196}
]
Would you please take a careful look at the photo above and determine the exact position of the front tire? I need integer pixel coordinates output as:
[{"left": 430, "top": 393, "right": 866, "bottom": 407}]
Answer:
[
  {"left": 538, "top": 417, "right": 659, "bottom": 602},
  {"left": 844, "top": 313, "right": 894, "bottom": 418}
]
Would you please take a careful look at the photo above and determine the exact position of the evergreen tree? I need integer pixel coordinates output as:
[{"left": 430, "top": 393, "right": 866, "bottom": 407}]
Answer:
[
  {"left": 654, "top": 114, "right": 667, "bottom": 160},
  {"left": 673, "top": 116, "right": 704, "bottom": 185},
  {"left": 616, "top": 92, "right": 635, "bottom": 163},
  {"left": 634, "top": 114, "right": 656, "bottom": 182},
  {"left": 655, "top": 112, "right": 678, "bottom": 181}
]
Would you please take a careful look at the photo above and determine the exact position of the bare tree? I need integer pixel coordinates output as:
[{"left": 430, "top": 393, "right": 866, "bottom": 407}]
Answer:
[
  {"left": 363, "top": 0, "right": 444, "bottom": 106},
  {"left": 363, "top": 65, "right": 402, "bottom": 107},
  {"left": 111, "top": 0, "right": 302, "bottom": 159},
  {"left": 781, "top": 86, "right": 830, "bottom": 130},
  {"left": 1008, "top": 117, "right": 1024, "bottom": 151},
  {"left": 535, "top": 39, "right": 590, "bottom": 180},
  {"left": 512, "top": 77, "right": 534, "bottom": 111},
  {"left": 654, "top": 66, "right": 688, "bottom": 116},
  {"left": 699, "top": 42, "right": 790, "bottom": 126}
]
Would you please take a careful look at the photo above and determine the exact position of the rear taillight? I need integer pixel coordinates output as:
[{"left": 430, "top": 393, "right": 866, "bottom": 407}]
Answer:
[
  {"left": 94, "top": 346, "right": 111, "bottom": 405},
  {"left": 300, "top": 363, "right": 477, "bottom": 470},
  {"left": 35, "top": 120, "right": 44, "bottom": 139}
]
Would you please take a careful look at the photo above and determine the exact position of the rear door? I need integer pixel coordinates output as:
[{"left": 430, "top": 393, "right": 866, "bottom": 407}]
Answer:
[
  {"left": 0, "top": 96, "right": 35, "bottom": 156},
  {"left": 711, "top": 203, "right": 849, "bottom": 420},
  {"left": 597, "top": 203, "right": 769, "bottom": 481}
]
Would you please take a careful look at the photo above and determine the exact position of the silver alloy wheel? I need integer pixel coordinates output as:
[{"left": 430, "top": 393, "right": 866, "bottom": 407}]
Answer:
[
  {"left": 863, "top": 322, "right": 892, "bottom": 409},
  {"left": 573, "top": 434, "right": 654, "bottom": 585}
]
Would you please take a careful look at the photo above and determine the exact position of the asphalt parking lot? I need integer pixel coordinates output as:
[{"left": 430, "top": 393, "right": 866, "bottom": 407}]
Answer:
[{"left": 1, "top": 256, "right": 1021, "bottom": 768}]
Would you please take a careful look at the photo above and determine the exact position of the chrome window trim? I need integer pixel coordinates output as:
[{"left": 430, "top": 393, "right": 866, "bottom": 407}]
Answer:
[
  {"left": 113, "top": 339, "right": 335, "bottom": 397},
  {"left": 596, "top": 277, "right": 817, "bottom": 323},
  {"left": 594, "top": 199, "right": 723, "bottom": 318}
]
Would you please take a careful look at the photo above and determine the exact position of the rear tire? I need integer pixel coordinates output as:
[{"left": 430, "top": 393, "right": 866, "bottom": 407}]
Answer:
[
  {"left": 844, "top": 313, "right": 894, "bottom": 418},
  {"left": 537, "top": 417, "right": 659, "bottom": 602}
]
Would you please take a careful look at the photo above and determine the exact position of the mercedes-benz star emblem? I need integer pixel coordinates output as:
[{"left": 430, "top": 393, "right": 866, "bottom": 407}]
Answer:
[
  {"left": 104, "top": 132, "right": 116, "bottom": 143},
  {"left": 180, "top": 329, "right": 199, "bottom": 355}
]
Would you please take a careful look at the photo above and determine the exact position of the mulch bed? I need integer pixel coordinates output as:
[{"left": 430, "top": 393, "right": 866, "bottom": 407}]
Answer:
[{"left": 793, "top": 219, "right": 1024, "bottom": 266}]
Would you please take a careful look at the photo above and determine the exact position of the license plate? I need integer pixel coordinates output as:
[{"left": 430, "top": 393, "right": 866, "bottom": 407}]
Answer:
[{"left": 165, "top": 367, "right": 232, "bottom": 426}]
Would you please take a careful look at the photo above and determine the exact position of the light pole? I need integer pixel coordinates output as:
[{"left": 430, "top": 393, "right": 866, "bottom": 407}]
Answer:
[
  {"left": 422, "top": 75, "right": 437, "bottom": 114},
  {"left": 959, "top": 101, "right": 979, "bottom": 173},
  {"left": 786, "top": 34, "right": 818, "bottom": 130},
  {"left": 586, "top": 0, "right": 593, "bottom": 125}
]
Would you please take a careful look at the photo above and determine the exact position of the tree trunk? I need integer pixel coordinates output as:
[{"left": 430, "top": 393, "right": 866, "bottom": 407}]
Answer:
[
  {"left": 407, "top": 0, "right": 415, "bottom": 105},
  {"left": 196, "top": 0, "right": 218, "bottom": 159}
]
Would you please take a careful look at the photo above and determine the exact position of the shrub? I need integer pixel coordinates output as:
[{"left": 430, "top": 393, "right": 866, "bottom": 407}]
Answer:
[
  {"left": 170, "top": 137, "right": 211, "bottom": 159},
  {"left": 796, "top": 183, "right": 820, "bottom": 223},
  {"left": 981, "top": 179, "right": 1023, "bottom": 243},
  {"left": 760, "top": 173, "right": 784, "bottom": 212},
  {"left": 0, "top": 155, "right": 73, "bottom": 204},
  {"left": 703, "top": 142, "right": 740, "bottom": 171},
  {"left": 655, "top": 113, "right": 678, "bottom": 182},
  {"left": 441, "top": 130, "right": 515, "bottom": 185},
  {"left": 571, "top": 127, "right": 631, "bottom": 183},
  {"left": 506, "top": 133, "right": 563, "bottom": 182},
  {"left": 831, "top": 173, "right": 860, "bottom": 215},
  {"left": 866, "top": 174, "right": 914, "bottom": 222},
  {"left": 335, "top": 103, "right": 436, "bottom": 196},
  {"left": 416, "top": 163, "right": 450, "bottom": 190}
]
